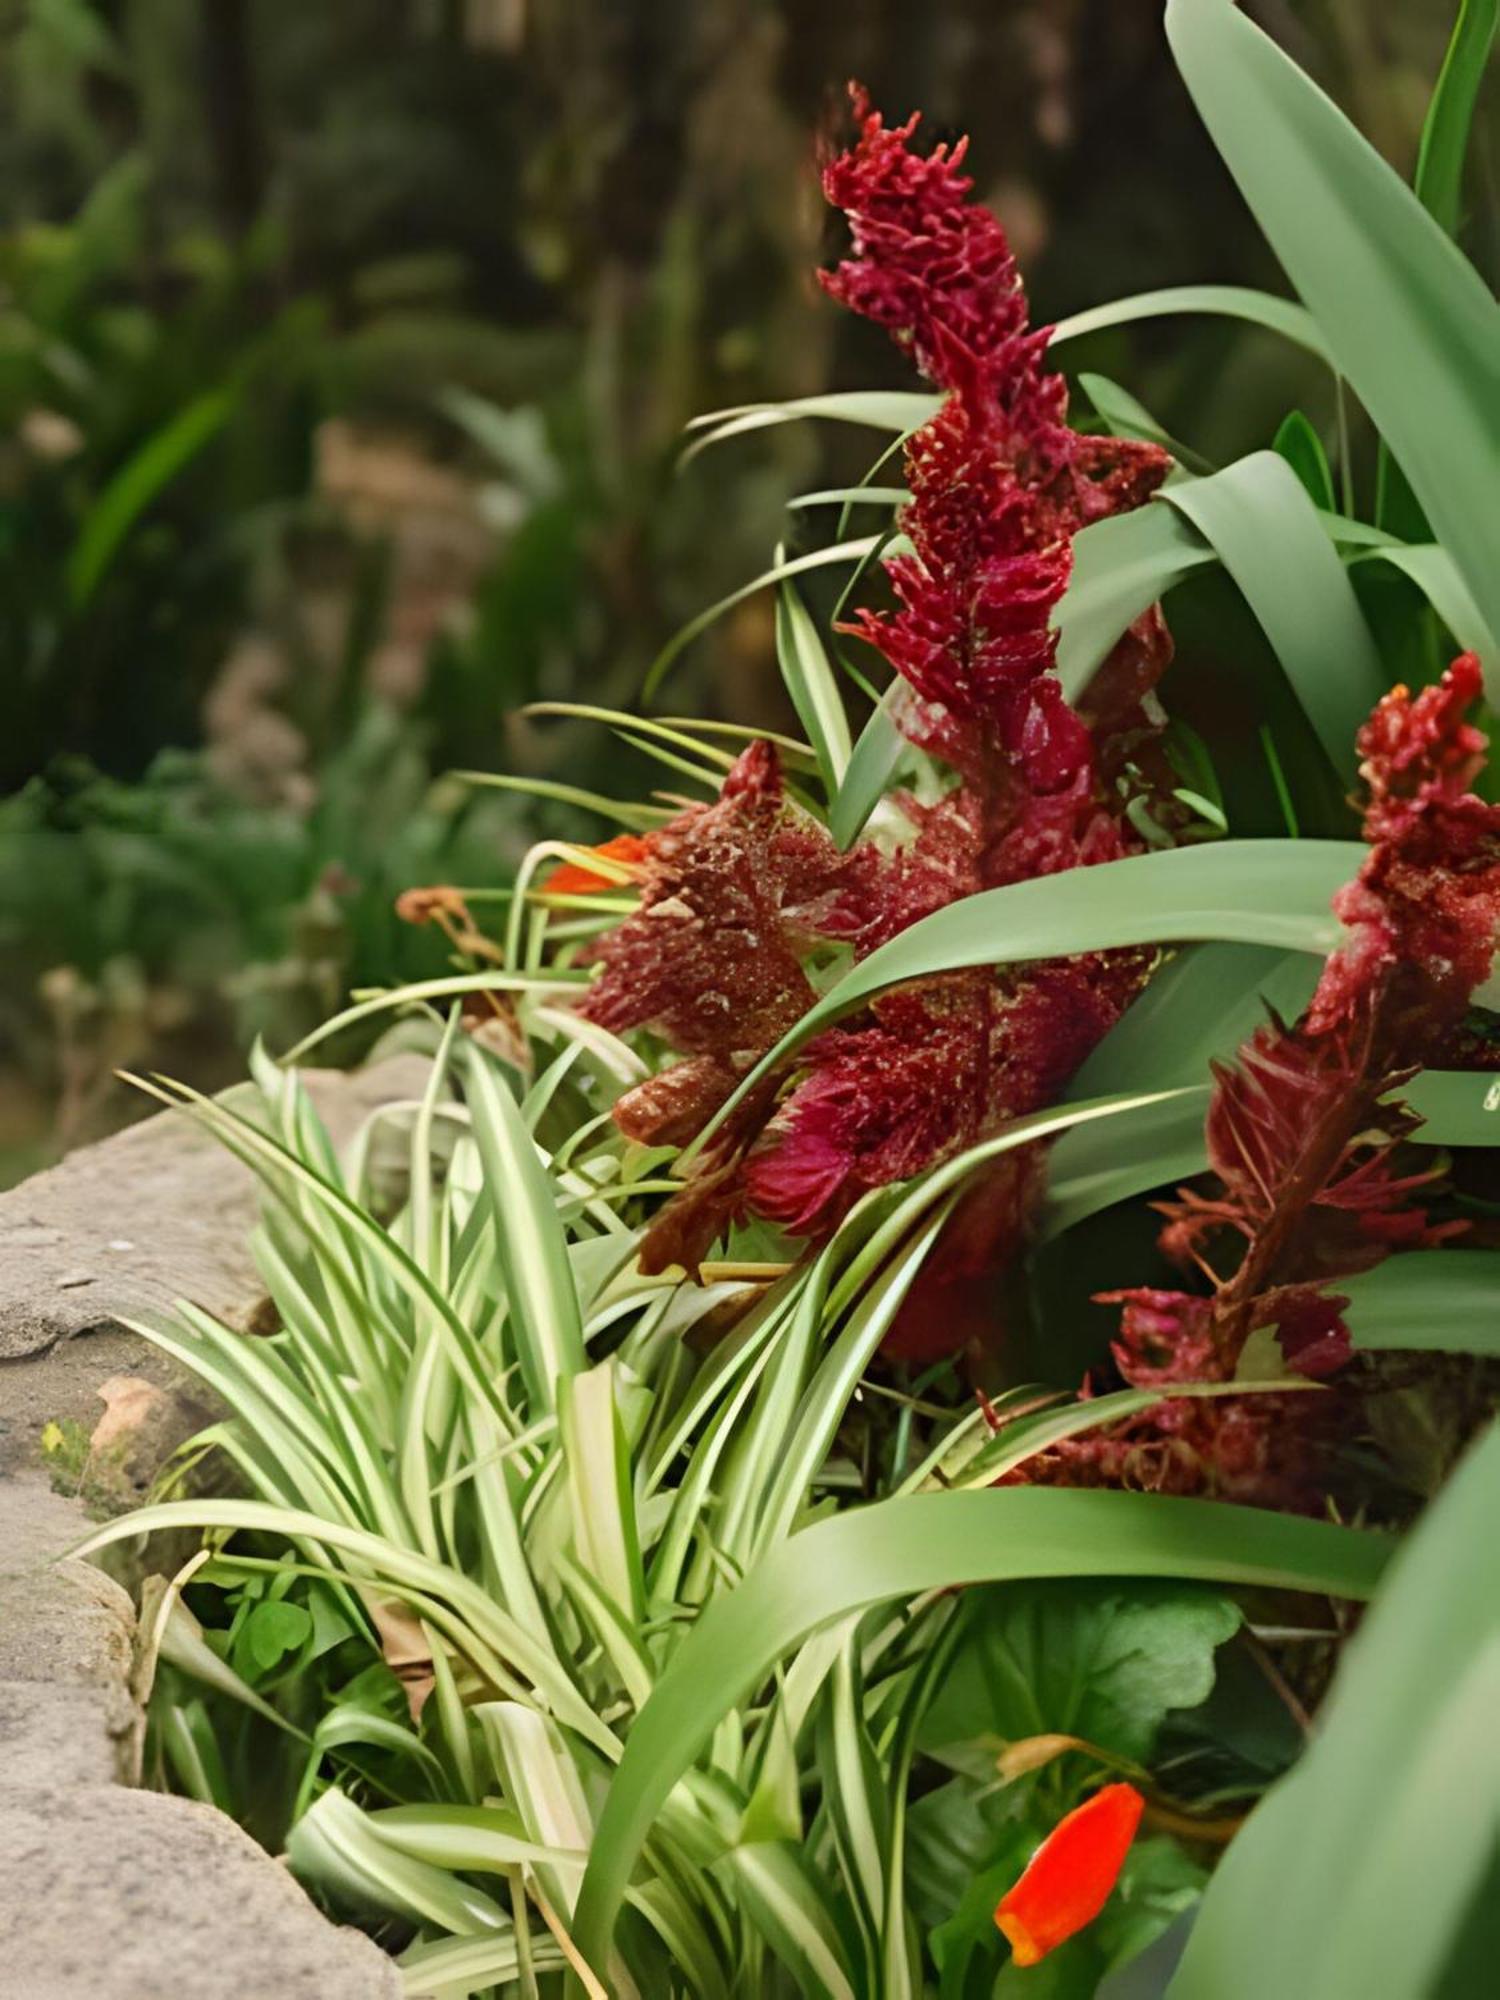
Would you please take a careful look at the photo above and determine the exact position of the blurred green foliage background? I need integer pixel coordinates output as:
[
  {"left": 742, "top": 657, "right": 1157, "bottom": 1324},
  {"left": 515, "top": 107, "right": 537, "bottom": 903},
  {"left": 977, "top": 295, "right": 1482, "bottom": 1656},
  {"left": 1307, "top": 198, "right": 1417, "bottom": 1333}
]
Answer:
[{"left": 0, "top": 0, "right": 1490, "bottom": 1178}]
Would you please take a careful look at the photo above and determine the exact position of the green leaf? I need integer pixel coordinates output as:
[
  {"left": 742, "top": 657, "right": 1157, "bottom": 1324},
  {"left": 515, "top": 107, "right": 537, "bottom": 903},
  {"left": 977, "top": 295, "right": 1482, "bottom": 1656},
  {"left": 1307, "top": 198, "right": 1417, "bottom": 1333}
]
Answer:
[
  {"left": 644, "top": 538, "right": 883, "bottom": 700},
  {"left": 1168, "top": 1422, "right": 1500, "bottom": 1999},
  {"left": 557, "top": 1361, "right": 645, "bottom": 1620},
  {"left": 1340, "top": 1249, "right": 1500, "bottom": 1356},
  {"left": 572, "top": 1486, "right": 1389, "bottom": 1965},
  {"left": 1160, "top": 452, "right": 1384, "bottom": 782},
  {"left": 1054, "top": 502, "right": 1217, "bottom": 699},
  {"left": 1041, "top": 1087, "right": 1210, "bottom": 1239},
  {"left": 775, "top": 573, "right": 853, "bottom": 791},
  {"left": 1414, "top": 0, "right": 1498, "bottom": 237},
  {"left": 1349, "top": 543, "right": 1498, "bottom": 664},
  {"left": 460, "top": 1046, "right": 585, "bottom": 1412},
  {"left": 68, "top": 388, "right": 236, "bottom": 605},
  {"left": 919, "top": 1580, "right": 1241, "bottom": 1765},
  {"left": 1166, "top": 0, "right": 1500, "bottom": 695},
  {"left": 683, "top": 391, "right": 940, "bottom": 453},
  {"left": 1066, "top": 944, "right": 1315, "bottom": 1100},
  {"left": 1079, "top": 374, "right": 1210, "bottom": 471},
  {"left": 712, "top": 1841, "right": 858, "bottom": 2000},
  {"left": 1375, "top": 1, "right": 1497, "bottom": 534},
  {"left": 1049, "top": 285, "right": 1330, "bottom": 365},
  {"left": 1041, "top": 1065, "right": 1500, "bottom": 1241},
  {"left": 1404, "top": 1067, "right": 1500, "bottom": 1144},
  {"left": 1272, "top": 411, "right": 1335, "bottom": 511},
  {"left": 697, "top": 842, "right": 1356, "bottom": 1150},
  {"left": 243, "top": 1597, "right": 312, "bottom": 1673},
  {"left": 829, "top": 693, "right": 908, "bottom": 850}
]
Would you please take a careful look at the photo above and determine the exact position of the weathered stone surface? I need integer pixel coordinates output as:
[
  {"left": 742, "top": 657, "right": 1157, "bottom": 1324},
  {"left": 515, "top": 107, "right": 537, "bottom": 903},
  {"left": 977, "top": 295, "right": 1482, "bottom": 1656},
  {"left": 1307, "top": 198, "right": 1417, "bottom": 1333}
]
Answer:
[
  {"left": 0, "top": 1684, "right": 128, "bottom": 1787},
  {"left": 0, "top": 1055, "right": 431, "bottom": 1473},
  {"left": 0, "top": 1473, "right": 141, "bottom": 1776},
  {"left": 0, "top": 1055, "right": 430, "bottom": 1362},
  {"left": 0, "top": 1065, "right": 422, "bottom": 1998},
  {"left": 0, "top": 1787, "right": 402, "bottom": 1999}
]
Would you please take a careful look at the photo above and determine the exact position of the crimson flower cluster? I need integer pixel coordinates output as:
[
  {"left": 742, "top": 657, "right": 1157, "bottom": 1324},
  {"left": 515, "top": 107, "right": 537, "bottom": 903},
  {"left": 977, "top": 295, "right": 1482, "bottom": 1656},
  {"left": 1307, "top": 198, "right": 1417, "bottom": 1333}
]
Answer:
[
  {"left": 574, "top": 88, "right": 1177, "bottom": 1355},
  {"left": 1021, "top": 656, "right": 1500, "bottom": 1510}
]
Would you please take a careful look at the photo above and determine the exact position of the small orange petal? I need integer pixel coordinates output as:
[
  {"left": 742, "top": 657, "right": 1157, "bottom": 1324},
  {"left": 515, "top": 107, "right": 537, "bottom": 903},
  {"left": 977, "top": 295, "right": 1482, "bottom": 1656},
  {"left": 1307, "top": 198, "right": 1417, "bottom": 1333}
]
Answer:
[
  {"left": 994, "top": 1782, "right": 1144, "bottom": 1965},
  {"left": 544, "top": 832, "right": 654, "bottom": 896}
]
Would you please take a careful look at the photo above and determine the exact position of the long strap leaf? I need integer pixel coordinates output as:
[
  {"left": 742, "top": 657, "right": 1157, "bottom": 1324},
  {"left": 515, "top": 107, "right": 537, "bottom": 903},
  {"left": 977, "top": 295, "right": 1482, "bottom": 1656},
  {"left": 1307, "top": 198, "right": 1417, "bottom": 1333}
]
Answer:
[{"left": 572, "top": 1487, "right": 1389, "bottom": 1967}]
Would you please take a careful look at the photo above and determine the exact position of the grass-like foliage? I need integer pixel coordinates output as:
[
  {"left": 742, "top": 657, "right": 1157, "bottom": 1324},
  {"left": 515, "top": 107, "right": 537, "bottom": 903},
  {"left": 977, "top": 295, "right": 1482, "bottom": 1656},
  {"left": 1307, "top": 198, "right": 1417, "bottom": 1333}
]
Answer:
[{"left": 84, "top": 4, "right": 1499, "bottom": 1995}]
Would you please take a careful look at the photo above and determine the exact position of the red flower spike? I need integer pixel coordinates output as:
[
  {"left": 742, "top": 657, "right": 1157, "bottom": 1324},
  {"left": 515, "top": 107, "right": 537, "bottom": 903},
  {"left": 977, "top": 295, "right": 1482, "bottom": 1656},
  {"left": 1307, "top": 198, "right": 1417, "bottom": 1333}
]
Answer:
[
  {"left": 994, "top": 1783, "right": 1145, "bottom": 1967},
  {"left": 820, "top": 85, "right": 1169, "bottom": 805},
  {"left": 1308, "top": 655, "right": 1500, "bottom": 1049},
  {"left": 543, "top": 832, "right": 655, "bottom": 897}
]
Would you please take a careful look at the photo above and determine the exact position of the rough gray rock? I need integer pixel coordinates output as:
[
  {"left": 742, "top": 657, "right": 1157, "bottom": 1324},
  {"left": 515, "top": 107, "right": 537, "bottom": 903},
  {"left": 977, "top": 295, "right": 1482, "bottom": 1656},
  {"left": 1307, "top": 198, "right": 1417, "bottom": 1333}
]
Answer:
[
  {"left": 0, "top": 1474, "right": 142, "bottom": 1784},
  {"left": 0, "top": 1058, "right": 429, "bottom": 2000},
  {"left": 0, "top": 1787, "right": 403, "bottom": 1999},
  {"left": 0, "top": 1055, "right": 431, "bottom": 1362},
  {"left": 0, "top": 1684, "right": 128, "bottom": 1788},
  {"left": 0, "top": 1055, "right": 431, "bottom": 1474}
]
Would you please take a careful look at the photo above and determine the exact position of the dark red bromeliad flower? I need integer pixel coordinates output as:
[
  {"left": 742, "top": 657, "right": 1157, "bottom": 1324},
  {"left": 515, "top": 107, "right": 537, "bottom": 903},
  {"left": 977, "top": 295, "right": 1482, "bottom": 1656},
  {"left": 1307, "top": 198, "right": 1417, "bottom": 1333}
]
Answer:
[
  {"left": 1019, "top": 656, "right": 1500, "bottom": 1510},
  {"left": 575, "top": 87, "right": 1180, "bottom": 1350}
]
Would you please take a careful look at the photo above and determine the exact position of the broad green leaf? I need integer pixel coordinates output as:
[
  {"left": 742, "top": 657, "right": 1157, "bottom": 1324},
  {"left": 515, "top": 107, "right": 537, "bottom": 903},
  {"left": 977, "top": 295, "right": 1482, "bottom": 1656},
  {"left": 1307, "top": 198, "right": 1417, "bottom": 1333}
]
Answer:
[
  {"left": 713, "top": 1841, "right": 858, "bottom": 2000},
  {"left": 1340, "top": 1249, "right": 1500, "bottom": 1356},
  {"left": 572, "top": 1486, "right": 1389, "bottom": 1964},
  {"left": 1404, "top": 1067, "right": 1500, "bottom": 1144},
  {"left": 1350, "top": 543, "right": 1498, "bottom": 665},
  {"left": 68, "top": 387, "right": 236, "bottom": 604},
  {"left": 1169, "top": 1422, "right": 1500, "bottom": 1999},
  {"left": 1043, "top": 1068, "right": 1500, "bottom": 1241},
  {"left": 462, "top": 1046, "right": 585, "bottom": 1412},
  {"left": 1166, "top": 0, "right": 1500, "bottom": 693},
  {"left": 1041, "top": 1087, "right": 1210, "bottom": 1239},
  {"left": 1414, "top": 0, "right": 1498, "bottom": 237},
  {"left": 919, "top": 1580, "right": 1241, "bottom": 1765},
  {"left": 1078, "top": 373, "right": 1208, "bottom": 470},
  {"left": 243, "top": 1597, "right": 312, "bottom": 1673},
  {"left": 286, "top": 1786, "right": 507, "bottom": 1935},
  {"left": 775, "top": 572, "right": 853, "bottom": 791},
  {"left": 1066, "top": 944, "right": 1315, "bottom": 1100},
  {"left": 1161, "top": 451, "right": 1384, "bottom": 782},
  {"left": 557, "top": 1361, "right": 645, "bottom": 1620},
  {"left": 699, "top": 842, "right": 1356, "bottom": 1148},
  {"left": 1054, "top": 502, "right": 1217, "bottom": 698},
  {"left": 1375, "top": 0, "right": 1497, "bottom": 533},
  {"left": 829, "top": 692, "right": 908, "bottom": 850},
  {"left": 1272, "top": 411, "right": 1335, "bottom": 511},
  {"left": 644, "top": 538, "right": 882, "bottom": 700},
  {"left": 1049, "top": 284, "right": 1330, "bottom": 364}
]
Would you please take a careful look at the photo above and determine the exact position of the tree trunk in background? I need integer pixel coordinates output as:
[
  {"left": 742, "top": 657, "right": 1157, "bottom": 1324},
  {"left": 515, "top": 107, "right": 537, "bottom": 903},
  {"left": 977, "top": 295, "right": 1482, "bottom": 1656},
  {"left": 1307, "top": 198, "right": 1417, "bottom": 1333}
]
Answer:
[{"left": 199, "top": 0, "right": 264, "bottom": 240}]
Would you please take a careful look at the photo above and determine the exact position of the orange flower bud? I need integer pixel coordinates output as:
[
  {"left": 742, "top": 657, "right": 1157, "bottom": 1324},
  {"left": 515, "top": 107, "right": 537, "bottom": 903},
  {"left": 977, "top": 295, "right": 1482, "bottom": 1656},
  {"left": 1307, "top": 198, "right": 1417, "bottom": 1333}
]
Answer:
[
  {"left": 994, "top": 1782, "right": 1144, "bottom": 1966},
  {"left": 544, "top": 832, "right": 654, "bottom": 896}
]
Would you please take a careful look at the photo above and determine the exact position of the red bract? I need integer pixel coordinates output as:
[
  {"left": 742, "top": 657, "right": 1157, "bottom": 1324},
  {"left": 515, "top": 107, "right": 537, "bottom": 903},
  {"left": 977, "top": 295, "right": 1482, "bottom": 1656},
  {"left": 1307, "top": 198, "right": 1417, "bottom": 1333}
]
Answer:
[
  {"left": 1309, "top": 655, "right": 1500, "bottom": 1050},
  {"left": 1026, "top": 657, "right": 1500, "bottom": 1509},
  {"left": 574, "top": 89, "right": 1177, "bottom": 1317},
  {"left": 578, "top": 740, "right": 860, "bottom": 1110},
  {"left": 995, "top": 1783, "right": 1145, "bottom": 1966},
  {"left": 820, "top": 89, "right": 1064, "bottom": 448}
]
